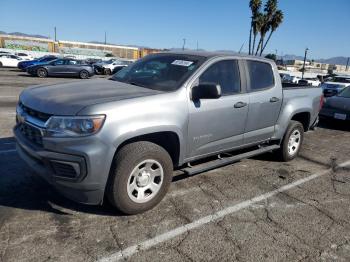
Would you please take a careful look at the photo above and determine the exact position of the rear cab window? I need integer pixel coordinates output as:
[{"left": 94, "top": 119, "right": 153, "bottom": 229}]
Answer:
[{"left": 247, "top": 60, "right": 275, "bottom": 91}]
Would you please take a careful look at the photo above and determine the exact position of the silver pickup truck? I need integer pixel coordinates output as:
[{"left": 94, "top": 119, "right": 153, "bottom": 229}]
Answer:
[{"left": 14, "top": 51, "right": 323, "bottom": 214}]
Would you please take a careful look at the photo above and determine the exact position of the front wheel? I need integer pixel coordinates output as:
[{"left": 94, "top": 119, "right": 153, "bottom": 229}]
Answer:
[
  {"left": 37, "top": 68, "right": 47, "bottom": 78},
  {"left": 277, "top": 120, "right": 304, "bottom": 161},
  {"left": 107, "top": 141, "right": 173, "bottom": 215}
]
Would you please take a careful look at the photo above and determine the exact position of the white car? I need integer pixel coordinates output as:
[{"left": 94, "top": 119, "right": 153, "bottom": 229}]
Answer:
[
  {"left": 280, "top": 73, "right": 301, "bottom": 84},
  {"left": 102, "top": 59, "right": 134, "bottom": 75},
  {"left": 299, "top": 78, "right": 321, "bottom": 87},
  {"left": 15, "top": 52, "right": 33, "bottom": 60},
  {"left": 0, "top": 54, "right": 23, "bottom": 67}
]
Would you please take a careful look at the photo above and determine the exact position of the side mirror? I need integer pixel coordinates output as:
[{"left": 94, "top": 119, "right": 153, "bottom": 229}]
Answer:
[{"left": 191, "top": 83, "right": 222, "bottom": 100}]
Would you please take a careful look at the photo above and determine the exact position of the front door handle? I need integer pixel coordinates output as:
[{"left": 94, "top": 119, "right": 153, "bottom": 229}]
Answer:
[
  {"left": 234, "top": 101, "right": 247, "bottom": 108},
  {"left": 270, "top": 97, "right": 280, "bottom": 103}
]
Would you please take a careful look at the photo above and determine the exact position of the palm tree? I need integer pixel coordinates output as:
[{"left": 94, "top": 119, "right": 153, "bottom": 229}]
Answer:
[
  {"left": 255, "top": 0, "right": 278, "bottom": 56},
  {"left": 260, "top": 10, "right": 284, "bottom": 55},
  {"left": 248, "top": 0, "right": 262, "bottom": 55},
  {"left": 252, "top": 13, "right": 264, "bottom": 55}
]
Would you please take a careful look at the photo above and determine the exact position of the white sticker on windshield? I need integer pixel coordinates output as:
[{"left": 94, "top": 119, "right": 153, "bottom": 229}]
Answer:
[{"left": 171, "top": 60, "right": 194, "bottom": 67}]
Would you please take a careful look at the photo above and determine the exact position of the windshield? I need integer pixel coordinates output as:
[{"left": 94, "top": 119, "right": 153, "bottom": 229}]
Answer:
[
  {"left": 110, "top": 54, "right": 205, "bottom": 91},
  {"left": 338, "top": 86, "right": 350, "bottom": 98}
]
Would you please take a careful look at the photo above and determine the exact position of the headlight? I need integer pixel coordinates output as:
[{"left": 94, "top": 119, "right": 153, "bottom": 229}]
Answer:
[{"left": 45, "top": 115, "right": 106, "bottom": 137}]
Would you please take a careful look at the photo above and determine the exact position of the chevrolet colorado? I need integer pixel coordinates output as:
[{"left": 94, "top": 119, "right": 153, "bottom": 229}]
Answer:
[{"left": 14, "top": 52, "right": 323, "bottom": 214}]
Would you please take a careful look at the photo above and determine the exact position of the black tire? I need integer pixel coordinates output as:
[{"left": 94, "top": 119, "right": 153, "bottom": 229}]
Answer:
[
  {"left": 79, "top": 70, "right": 89, "bottom": 79},
  {"left": 107, "top": 141, "right": 173, "bottom": 215},
  {"left": 36, "top": 68, "right": 47, "bottom": 78},
  {"left": 104, "top": 68, "right": 112, "bottom": 75},
  {"left": 277, "top": 120, "right": 304, "bottom": 162},
  {"left": 0, "top": 62, "right": 3, "bottom": 67}
]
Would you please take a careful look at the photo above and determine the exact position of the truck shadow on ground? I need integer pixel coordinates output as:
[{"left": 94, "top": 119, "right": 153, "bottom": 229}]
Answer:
[{"left": 0, "top": 137, "right": 124, "bottom": 217}]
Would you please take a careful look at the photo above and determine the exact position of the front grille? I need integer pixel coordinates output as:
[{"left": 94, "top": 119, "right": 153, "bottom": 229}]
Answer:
[
  {"left": 18, "top": 122, "right": 43, "bottom": 146},
  {"left": 50, "top": 161, "right": 78, "bottom": 178},
  {"left": 19, "top": 102, "right": 51, "bottom": 122}
]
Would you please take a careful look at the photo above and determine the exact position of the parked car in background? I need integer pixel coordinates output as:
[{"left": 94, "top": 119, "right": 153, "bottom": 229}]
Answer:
[
  {"left": 0, "top": 54, "right": 24, "bottom": 67},
  {"left": 93, "top": 59, "right": 117, "bottom": 74},
  {"left": 18, "top": 55, "right": 57, "bottom": 71},
  {"left": 298, "top": 77, "right": 320, "bottom": 87},
  {"left": 15, "top": 52, "right": 33, "bottom": 60},
  {"left": 102, "top": 59, "right": 134, "bottom": 75},
  {"left": 319, "top": 86, "right": 350, "bottom": 121},
  {"left": 86, "top": 58, "right": 102, "bottom": 65},
  {"left": 321, "top": 82, "right": 350, "bottom": 97},
  {"left": 280, "top": 73, "right": 300, "bottom": 84},
  {"left": 26, "top": 58, "right": 94, "bottom": 79},
  {"left": 15, "top": 51, "right": 323, "bottom": 214}
]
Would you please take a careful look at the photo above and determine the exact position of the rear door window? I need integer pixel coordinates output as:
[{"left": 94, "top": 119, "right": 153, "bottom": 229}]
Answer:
[
  {"left": 247, "top": 60, "right": 274, "bottom": 91},
  {"left": 199, "top": 60, "right": 241, "bottom": 95}
]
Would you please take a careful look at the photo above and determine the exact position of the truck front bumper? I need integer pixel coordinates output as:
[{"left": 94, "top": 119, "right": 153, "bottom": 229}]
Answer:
[{"left": 14, "top": 126, "right": 114, "bottom": 205}]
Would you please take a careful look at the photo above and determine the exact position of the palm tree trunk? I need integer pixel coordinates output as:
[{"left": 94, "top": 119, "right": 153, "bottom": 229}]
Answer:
[
  {"left": 255, "top": 36, "right": 263, "bottom": 56},
  {"left": 252, "top": 33, "right": 257, "bottom": 56},
  {"left": 248, "top": 25, "right": 253, "bottom": 55},
  {"left": 260, "top": 30, "right": 274, "bottom": 55},
  {"left": 259, "top": 36, "right": 265, "bottom": 56}
]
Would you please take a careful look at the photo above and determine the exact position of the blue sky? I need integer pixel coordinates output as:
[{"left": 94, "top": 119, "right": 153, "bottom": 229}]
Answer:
[{"left": 1, "top": 0, "right": 349, "bottom": 58}]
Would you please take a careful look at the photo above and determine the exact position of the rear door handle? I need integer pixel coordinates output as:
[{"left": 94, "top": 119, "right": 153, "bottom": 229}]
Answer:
[
  {"left": 234, "top": 101, "right": 247, "bottom": 108},
  {"left": 270, "top": 97, "right": 280, "bottom": 103}
]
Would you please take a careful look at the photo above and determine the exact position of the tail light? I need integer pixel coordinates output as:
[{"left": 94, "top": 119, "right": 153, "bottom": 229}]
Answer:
[{"left": 319, "top": 95, "right": 324, "bottom": 110}]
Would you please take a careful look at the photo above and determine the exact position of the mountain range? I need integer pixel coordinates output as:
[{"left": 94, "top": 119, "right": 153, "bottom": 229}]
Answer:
[{"left": 0, "top": 31, "right": 349, "bottom": 65}]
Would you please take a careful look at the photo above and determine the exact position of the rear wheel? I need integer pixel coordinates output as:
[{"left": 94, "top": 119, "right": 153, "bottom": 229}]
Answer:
[
  {"left": 37, "top": 68, "right": 47, "bottom": 78},
  {"left": 79, "top": 70, "right": 89, "bottom": 79},
  {"left": 277, "top": 120, "right": 304, "bottom": 161},
  {"left": 107, "top": 141, "right": 173, "bottom": 215},
  {"left": 0, "top": 62, "right": 2, "bottom": 67}
]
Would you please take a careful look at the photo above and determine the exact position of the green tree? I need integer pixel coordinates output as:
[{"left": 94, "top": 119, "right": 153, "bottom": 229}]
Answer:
[{"left": 265, "top": 53, "right": 276, "bottom": 60}]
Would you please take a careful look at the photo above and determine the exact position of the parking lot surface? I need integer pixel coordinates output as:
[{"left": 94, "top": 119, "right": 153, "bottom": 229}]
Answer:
[{"left": 0, "top": 68, "right": 350, "bottom": 262}]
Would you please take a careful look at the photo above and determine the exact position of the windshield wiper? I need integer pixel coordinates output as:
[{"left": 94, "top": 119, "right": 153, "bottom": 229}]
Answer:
[{"left": 128, "top": 81, "right": 146, "bottom": 88}]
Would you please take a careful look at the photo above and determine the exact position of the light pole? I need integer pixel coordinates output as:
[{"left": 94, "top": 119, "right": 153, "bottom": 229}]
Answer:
[
  {"left": 182, "top": 38, "right": 186, "bottom": 51},
  {"left": 302, "top": 48, "right": 309, "bottom": 80},
  {"left": 54, "top": 27, "right": 57, "bottom": 42}
]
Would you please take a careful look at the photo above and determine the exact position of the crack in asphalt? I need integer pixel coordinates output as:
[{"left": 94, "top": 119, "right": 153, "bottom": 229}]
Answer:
[
  {"left": 173, "top": 231, "right": 194, "bottom": 262},
  {"left": 109, "top": 226, "right": 126, "bottom": 261},
  {"left": 169, "top": 198, "right": 191, "bottom": 224},
  {"left": 0, "top": 224, "right": 10, "bottom": 262}
]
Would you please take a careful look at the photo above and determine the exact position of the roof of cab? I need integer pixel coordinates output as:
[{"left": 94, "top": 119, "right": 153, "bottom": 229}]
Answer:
[{"left": 158, "top": 50, "right": 273, "bottom": 63}]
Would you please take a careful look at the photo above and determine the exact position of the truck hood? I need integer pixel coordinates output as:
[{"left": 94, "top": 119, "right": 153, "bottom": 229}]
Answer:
[{"left": 20, "top": 79, "right": 163, "bottom": 115}]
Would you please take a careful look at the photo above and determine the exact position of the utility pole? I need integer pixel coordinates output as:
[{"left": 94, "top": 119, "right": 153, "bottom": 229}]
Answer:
[
  {"left": 302, "top": 48, "right": 309, "bottom": 80},
  {"left": 196, "top": 41, "right": 199, "bottom": 51},
  {"left": 182, "top": 38, "right": 186, "bottom": 51},
  {"left": 346, "top": 57, "right": 349, "bottom": 71},
  {"left": 54, "top": 27, "right": 57, "bottom": 42},
  {"left": 104, "top": 31, "right": 107, "bottom": 45}
]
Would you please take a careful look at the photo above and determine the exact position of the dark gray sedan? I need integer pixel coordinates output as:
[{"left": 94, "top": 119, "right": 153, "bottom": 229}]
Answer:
[
  {"left": 26, "top": 58, "right": 95, "bottom": 79},
  {"left": 320, "top": 86, "right": 350, "bottom": 121}
]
